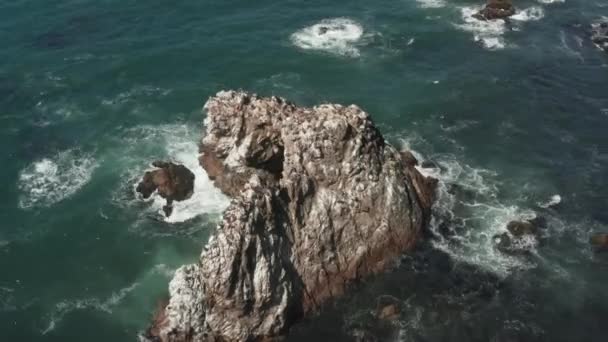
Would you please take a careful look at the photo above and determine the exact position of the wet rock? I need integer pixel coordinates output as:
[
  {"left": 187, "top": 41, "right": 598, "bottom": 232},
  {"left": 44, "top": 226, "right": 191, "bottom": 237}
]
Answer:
[
  {"left": 493, "top": 218, "right": 544, "bottom": 254},
  {"left": 591, "top": 22, "right": 608, "bottom": 53},
  {"left": 375, "top": 296, "right": 401, "bottom": 321},
  {"left": 145, "top": 91, "right": 436, "bottom": 342},
  {"left": 506, "top": 220, "right": 537, "bottom": 237},
  {"left": 143, "top": 298, "right": 170, "bottom": 342},
  {"left": 493, "top": 232, "right": 513, "bottom": 253},
  {"left": 136, "top": 161, "right": 195, "bottom": 217},
  {"left": 473, "top": 0, "right": 516, "bottom": 21},
  {"left": 400, "top": 151, "right": 419, "bottom": 167},
  {"left": 590, "top": 233, "right": 608, "bottom": 252}
]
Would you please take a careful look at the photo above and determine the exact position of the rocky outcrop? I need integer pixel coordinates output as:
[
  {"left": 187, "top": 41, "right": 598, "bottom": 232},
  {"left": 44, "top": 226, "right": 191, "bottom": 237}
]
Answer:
[
  {"left": 136, "top": 161, "right": 195, "bottom": 217},
  {"left": 473, "top": 0, "right": 516, "bottom": 21},
  {"left": 144, "top": 91, "right": 436, "bottom": 341},
  {"left": 591, "top": 22, "right": 608, "bottom": 53},
  {"left": 493, "top": 217, "right": 545, "bottom": 254}
]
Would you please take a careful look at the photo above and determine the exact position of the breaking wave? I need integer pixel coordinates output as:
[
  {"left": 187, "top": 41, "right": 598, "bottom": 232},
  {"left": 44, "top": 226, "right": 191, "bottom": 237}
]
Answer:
[
  {"left": 291, "top": 18, "right": 365, "bottom": 57},
  {"left": 456, "top": 6, "right": 508, "bottom": 50},
  {"left": 416, "top": 0, "right": 447, "bottom": 9},
  {"left": 399, "top": 140, "right": 540, "bottom": 277},
  {"left": 538, "top": 194, "right": 562, "bottom": 208},
  {"left": 18, "top": 150, "right": 98, "bottom": 209},
  {"left": 114, "top": 123, "right": 229, "bottom": 224},
  {"left": 456, "top": 6, "right": 544, "bottom": 50},
  {"left": 511, "top": 7, "right": 545, "bottom": 22}
]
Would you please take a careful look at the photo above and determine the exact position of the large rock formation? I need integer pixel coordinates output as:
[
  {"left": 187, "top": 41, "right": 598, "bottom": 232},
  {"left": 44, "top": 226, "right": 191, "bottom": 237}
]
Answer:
[
  {"left": 136, "top": 161, "right": 195, "bottom": 217},
  {"left": 143, "top": 91, "right": 436, "bottom": 341},
  {"left": 591, "top": 22, "right": 608, "bottom": 53},
  {"left": 473, "top": 0, "right": 516, "bottom": 21}
]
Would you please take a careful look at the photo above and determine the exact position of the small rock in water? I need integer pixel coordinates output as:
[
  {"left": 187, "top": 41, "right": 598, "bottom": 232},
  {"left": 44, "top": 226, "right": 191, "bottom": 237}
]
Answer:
[
  {"left": 506, "top": 220, "right": 537, "bottom": 237},
  {"left": 473, "top": 0, "right": 516, "bottom": 21},
  {"left": 375, "top": 295, "right": 401, "bottom": 321},
  {"left": 493, "top": 217, "right": 544, "bottom": 254},
  {"left": 318, "top": 26, "right": 329, "bottom": 35},
  {"left": 590, "top": 233, "right": 608, "bottom": 252},
  {"left": 136, "top": 161, "right": 195, "bottom": 217}
]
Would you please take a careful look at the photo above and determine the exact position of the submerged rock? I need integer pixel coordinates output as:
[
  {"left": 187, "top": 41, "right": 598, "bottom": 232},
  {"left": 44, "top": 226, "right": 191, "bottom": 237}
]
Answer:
[
  {"left": 145, "top": 91, "right": 436, "bottom": 341},
  {"left": 375, "top": 295, "right": 401, "bottom": 321},
  {"left": 136, "top": 161, "right": 195, "bottom": 217},
  {"left": 591, "top": 22, "right": 608, "bottom": 53},
  {"left": 493, "top": 218, "right": 544, "bottom": 254},
  {"left": 473, "top": 0, "right": 516, "bottom": 21},
  {"left": 590, "top": 233, "right": 608, "bottom": 252}
]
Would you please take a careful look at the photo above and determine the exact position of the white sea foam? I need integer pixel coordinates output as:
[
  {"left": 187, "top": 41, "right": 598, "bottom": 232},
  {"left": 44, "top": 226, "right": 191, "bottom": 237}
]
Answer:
[
  {"left": 102, "top": 85, "right": 172, "bottom": 106},
  {"left": 536, "top": 0, "right": 564, "bottom": 3},
  {"left": 416, "top": 0, "right": 446, "bottom": 9},
  {"left": 425, "top": 157, "right": 538, "bottom": 276},
  {"left": 42, "top": 282, "right": 139, "bottom": 335},
  {"left": 457, "top": 5, "right": 544, "bottom": 50},
  {"left": 291, "top": 18, "right": 364, "bottom": 57},
  {"left": 539, "top": 194, "right": 562, "bottom": 208},
  {"left": 511, "top": 7, "right": 545, "bottom": 22},
  {"left": 150, "top": 136, "right": 229, "bottom": 224},
  {"left": 119, "top": 124, "right": 229, "bottom": 224},
  {"left": 398, "top": 138, "right": 538, "bottom": 276},
  {"left": 151, "top": 263, "right": 177, "bottom": 278},
  {"left": 457, "top": 6, "right": 508, "bottom": 50},
  {"left": 18, "top": 150, "right": 98, "bottom": 209}
]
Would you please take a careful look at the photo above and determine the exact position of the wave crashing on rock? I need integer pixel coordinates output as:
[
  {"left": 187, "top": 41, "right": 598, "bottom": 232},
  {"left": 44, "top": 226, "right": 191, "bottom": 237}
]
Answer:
[{"left": 291, "top": 18, "right": 364, "bottom": 57}]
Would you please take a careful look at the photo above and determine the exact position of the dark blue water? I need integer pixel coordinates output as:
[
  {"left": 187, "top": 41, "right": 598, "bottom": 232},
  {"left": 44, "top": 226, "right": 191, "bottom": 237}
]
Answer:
[{"left": 1, "top": 0, "right": 607, "bottom": 341}]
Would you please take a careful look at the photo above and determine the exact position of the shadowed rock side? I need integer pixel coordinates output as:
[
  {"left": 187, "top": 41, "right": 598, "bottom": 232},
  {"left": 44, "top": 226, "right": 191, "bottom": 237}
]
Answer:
[
  {"left": 143, "top": 91, "right": 436, "bottom": 342},
  {"left": 136, "top": 161, "right": 195, "bottom": 217}
]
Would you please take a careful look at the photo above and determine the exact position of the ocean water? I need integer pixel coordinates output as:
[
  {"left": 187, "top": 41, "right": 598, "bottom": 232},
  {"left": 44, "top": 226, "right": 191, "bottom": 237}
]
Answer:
[{"left": 1, "top": 0, "right": 608, "bottom": 341}]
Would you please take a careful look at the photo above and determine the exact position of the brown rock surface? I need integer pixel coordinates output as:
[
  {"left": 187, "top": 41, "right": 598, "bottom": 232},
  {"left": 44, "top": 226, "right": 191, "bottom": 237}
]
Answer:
[
  {"left": 136, "top": 161, "right": 195, "bottom": 217},
  {"left": 144, "top": 91, "right": 436, "bottom": 342},
  {"left": 473, "top": 0, "right": 516, "bottom": 21}
]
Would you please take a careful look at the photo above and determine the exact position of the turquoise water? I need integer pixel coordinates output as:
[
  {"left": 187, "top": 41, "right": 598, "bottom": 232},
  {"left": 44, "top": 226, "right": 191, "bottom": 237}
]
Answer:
[{"left": 1, "top": 0, "right": 608, "bottom": 341}]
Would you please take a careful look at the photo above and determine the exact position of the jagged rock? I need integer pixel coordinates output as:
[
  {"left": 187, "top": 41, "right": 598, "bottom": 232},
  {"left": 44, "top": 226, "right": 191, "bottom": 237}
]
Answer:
[
  {"left": 145, "top": 91, "right": 436, "bottom": 341},
  {"left": 591, "top": 22, "right": 608, "bottom": 53},
  {"left": 473, "top": 0, "right": 516, "bottom": 21},
  {"left": 136, "top": 161, "right": 195, "bottom": 217},
  {"left": 590, "top": 233, "right": 608, "bottom": 252}
]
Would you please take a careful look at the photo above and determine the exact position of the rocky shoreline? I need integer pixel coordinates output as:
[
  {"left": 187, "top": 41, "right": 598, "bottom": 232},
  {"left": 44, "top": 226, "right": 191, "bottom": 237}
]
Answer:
[{"left": 141, "top": 91, "right": 437, "bottom": 341}]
